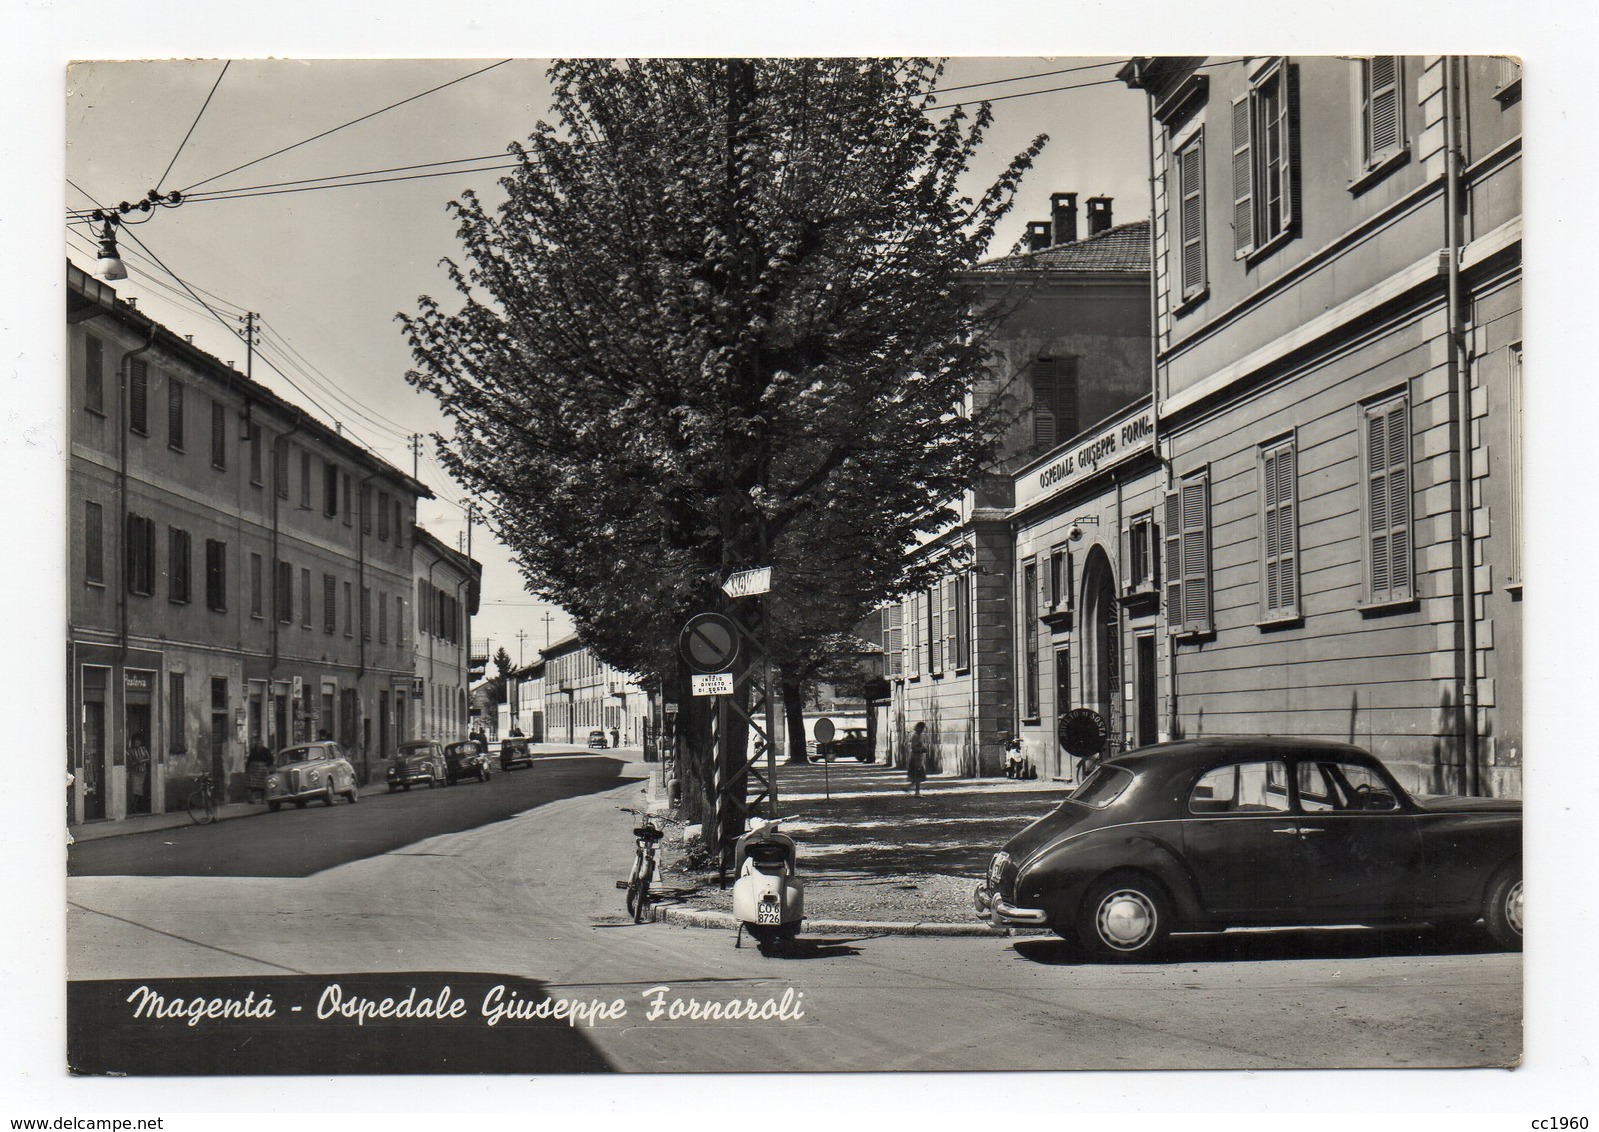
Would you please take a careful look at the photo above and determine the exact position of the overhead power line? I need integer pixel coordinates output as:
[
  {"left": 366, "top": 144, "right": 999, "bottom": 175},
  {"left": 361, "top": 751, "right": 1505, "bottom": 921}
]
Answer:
[{"left": 157, "top": 61, "right": 230, "bottom": 193}]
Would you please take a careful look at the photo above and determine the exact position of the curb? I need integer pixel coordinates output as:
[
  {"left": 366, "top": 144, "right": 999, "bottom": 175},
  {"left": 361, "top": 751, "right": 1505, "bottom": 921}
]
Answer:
[{"left": 656, "top": 903, "right": 1027, "bottom": 938}]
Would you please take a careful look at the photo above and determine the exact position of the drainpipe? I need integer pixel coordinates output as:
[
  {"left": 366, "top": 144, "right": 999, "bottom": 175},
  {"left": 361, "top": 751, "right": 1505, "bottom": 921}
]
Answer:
[
  {"left": 267, "top": 416, "right": 304, "bottom": 748},
  {"left": 117, "top": 324, "right": 158, "bottom": 661},
  {"left": 1443, "top": 56, "right": 1482, "bottom": 794}
]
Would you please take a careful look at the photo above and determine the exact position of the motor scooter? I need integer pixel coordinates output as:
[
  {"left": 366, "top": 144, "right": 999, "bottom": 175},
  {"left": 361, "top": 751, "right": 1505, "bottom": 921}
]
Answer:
[{"left": 731, "top": 816, "right": 804, "bottom": 954}]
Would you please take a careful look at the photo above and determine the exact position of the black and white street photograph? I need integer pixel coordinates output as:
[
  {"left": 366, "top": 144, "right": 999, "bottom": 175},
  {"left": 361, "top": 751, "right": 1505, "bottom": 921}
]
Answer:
[{"left": 4, "top": 0, "right": 1595, "bottom": 1122}]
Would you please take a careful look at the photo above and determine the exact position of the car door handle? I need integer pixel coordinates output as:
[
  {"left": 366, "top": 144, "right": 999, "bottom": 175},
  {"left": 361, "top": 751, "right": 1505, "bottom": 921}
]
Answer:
[
  {"left": 1271, "top": 827, "right": 1299, "bottom": 834},
  {"left": 1297, "top": 826, "right": 1326, "bottom": 834}
]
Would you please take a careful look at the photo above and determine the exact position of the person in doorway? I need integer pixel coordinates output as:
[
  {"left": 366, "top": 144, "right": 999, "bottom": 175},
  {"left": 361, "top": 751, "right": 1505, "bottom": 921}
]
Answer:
[
  {"left": 610, "top": 727, "right": 620, "bottom": 750},
  {"left": 907, "top": 722, "right": 929, "bottom": 797},
  {"left": 127, "top": 732, "right": 151, "bottom": 814},
  {"left": 1004, "top": 735, "right": 1026, "bottom": 779},
  {"left": 316, "top": 729, "right": 331, "bottom": 742}
]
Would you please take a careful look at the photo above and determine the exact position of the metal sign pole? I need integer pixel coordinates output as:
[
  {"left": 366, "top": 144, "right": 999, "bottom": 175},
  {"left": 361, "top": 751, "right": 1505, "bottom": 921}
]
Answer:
[{"left": 760, "top": 595, "right": 779, "bottom": 819}]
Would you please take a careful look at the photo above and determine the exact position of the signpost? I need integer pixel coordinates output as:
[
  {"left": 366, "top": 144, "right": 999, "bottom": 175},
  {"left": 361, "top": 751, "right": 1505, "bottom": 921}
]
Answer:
[
  {"left": 679, "top": 612, "right": 740, "bottom": 674},
  {"left": 1059, "top": 707, "right": 1109, "bottom": 780},
  {"left": 690, "top": 673, "right": 735, "bottom": 697},
  {"left": 720, "top": 567, "right": 772, "bottom": 599},
  {"left": 813, "top": 717, "right": 835, "bottom": 800}
]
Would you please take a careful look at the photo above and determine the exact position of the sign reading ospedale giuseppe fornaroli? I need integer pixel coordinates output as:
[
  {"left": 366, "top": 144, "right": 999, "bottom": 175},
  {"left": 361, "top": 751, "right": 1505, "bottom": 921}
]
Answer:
[{"left": 1014, "top": 407, "right": 1156, "bottom": 512}]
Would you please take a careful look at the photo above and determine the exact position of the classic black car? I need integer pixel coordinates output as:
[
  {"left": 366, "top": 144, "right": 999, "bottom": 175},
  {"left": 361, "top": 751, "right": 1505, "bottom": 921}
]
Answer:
[
  {"left": 815, "top": 727, "right": 875, "bottom": 763},
  {"left": 386, "top": 739, "right": 445, "bottom": 792},
  {"left": 499, "top": 737, "right": 535, "bottom": 771},
  {"left": 974, "top": 737, "right": 1521, "bottom": 961},
  {"left": 443, "top": 740, "right": 492, "bottom": 784}
]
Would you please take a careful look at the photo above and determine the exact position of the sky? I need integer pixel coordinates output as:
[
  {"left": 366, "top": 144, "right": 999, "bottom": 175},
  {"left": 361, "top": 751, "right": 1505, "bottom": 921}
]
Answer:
[
  {"left": 9, "top": 0, "right": 1599, "bottom": 1117},
  {"left": 62, "top": 55, "right": 1153, "bottom": 667}
]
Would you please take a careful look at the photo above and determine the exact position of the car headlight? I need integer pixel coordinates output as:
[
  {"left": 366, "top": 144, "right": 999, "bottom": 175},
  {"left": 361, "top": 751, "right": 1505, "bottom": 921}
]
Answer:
[
  {"left": 266, "top": 775, "right": 280, "bottom": 790},
  {"left": 988, "top": 851, "right": 1011, "bottom": 886}
]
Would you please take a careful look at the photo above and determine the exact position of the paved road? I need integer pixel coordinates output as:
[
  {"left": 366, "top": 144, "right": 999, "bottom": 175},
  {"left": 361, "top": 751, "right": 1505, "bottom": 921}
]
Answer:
[{"left": 65, "top": 753, "right": 1522, "bottom": 1075}]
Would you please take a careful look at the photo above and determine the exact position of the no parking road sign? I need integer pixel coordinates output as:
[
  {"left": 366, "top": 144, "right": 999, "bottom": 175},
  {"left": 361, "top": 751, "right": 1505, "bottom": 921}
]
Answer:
[{"left": 679, "top": 612, "right": 740, "bottom": 674}]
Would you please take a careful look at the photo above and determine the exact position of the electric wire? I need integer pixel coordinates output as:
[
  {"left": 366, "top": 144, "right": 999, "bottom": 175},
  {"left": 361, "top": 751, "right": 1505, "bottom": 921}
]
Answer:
[
  {"left": 156, "top": 61, "right": 230, "bottom": 192},
  {"left": 175, "top": 59, "right": 514, "bottom": 195},
  {"left": 257, "top": 324, "right": 417, "bottom": 436}
]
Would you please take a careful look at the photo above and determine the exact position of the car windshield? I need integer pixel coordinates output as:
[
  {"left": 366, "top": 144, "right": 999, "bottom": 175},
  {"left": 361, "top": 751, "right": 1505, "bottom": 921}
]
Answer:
[
  {"left": 1066, "top": 764, "right": 1134, "bottom": 808},
  {"left": 396, "top": 743, "right": 431, "bottom": 758},
  {"left": 447, "top": 743, "right": 479, "bottom": 756},
  {"left": 276, "top": 746, "right": 319, "bottom": 766}
]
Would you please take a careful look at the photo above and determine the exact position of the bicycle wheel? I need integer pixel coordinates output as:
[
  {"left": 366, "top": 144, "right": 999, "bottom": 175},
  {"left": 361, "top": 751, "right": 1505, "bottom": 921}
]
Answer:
[
  {"left": 631, "top": 859, "right": 656, "bottom": 923},
  {"left": 187, "top": 789, "right": 216, "bottom": 825}
]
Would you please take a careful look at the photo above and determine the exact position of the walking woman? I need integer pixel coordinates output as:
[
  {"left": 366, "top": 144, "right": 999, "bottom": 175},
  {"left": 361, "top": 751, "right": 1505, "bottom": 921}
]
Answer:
[{"left": 907, "top": 722, "right": 929, "bottom": 797}]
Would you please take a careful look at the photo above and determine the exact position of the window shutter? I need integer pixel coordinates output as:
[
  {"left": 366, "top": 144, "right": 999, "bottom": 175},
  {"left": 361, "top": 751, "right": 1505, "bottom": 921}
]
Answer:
[
  {"left": 929, "top": 585, "right": 943, "bottom": 674},
  {"left": 882, "top": 603, "right": 903, "bottom": 677},
  {"left": 1384, "top": 402, "right": 1411, "bottom": 599},
  {"left": 943, "top": 577, "right": 958, "bottom": 669},
  {"left": 85, "top": 335, "right": 104, "bottom": 413},
  {"left": 1180, "top": 475, "right": 1212, "bottom": 632},
  {"left": 1365, "top": 57, "right": 1401, "bottom": 161},
  {"left": 1033, "top": 358, "right": 1058, "bottom": 450},
  {"left": 1277, "top": 447, "right": 1297, "bottom": 610},
  {"left": 211, "top": 401, "right": 226, "bottom": 467},
  {"left": 1365, "top": 400, "right": 1411, "bottom": 603},
  {"left": 1164, "top": 491, "right": 1184, "bottom": 628},
  {"left": 1179, "top": 139, "right": 1205, "bottom": 296},
  {"left": 129, "top": 361, "right": 148, "bottom": 433},
  {"left": 1231, "top": 94, "right": 1255, "bottom": 256},
  {"left": 168, "top": 380, "right": 184, "bottom": 449},
  {"left": 1273, "top": 67, "right": 1296, "bottom": 233}
]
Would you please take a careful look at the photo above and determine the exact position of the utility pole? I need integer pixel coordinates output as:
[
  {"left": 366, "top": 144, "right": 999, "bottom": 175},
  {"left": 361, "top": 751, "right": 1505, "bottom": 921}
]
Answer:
[
  {"left": 542, "top": 610, "right": 554, "bottom": 649},
  {"left": 238, "top": 312, "right": 260, "bottom": 381},
  {"left": 516, "top": 630, "right": 531, "bottom": 667},
  {"left": 463, "top": 500, "right": 477, "bottom": 561},
  {"left": 409, "top": 433, "right": 423, "bottom": 479}
]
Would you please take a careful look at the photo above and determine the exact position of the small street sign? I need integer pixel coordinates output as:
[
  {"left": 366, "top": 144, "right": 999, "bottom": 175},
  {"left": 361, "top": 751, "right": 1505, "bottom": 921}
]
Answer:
[
  {"left": 691, "top": 672, "right": 735, "bottom": 697},
  {"left": 679, "top": 612, "right": 740, "bottom": 674},
  {"left": 720, "top": 566, "right": 772, "bottom": 599},
  {"left": 664, "top": 702, "right": 679, "bottom": 717},
  {"left": 1059, "top": 708, "right": 1109, "bottom": 758}
]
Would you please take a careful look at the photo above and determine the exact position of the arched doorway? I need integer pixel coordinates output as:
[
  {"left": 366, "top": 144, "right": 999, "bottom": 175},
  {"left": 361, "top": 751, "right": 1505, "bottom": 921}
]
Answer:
[{"left": 1078, "top": 546, "right": 1124, "bottom": 756}]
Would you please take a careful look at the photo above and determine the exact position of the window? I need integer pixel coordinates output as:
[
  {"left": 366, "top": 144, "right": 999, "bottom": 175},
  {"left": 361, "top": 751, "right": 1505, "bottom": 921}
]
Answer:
[
  {"left": 396, "top": 595, "right": 405, "bottom": 648},
  {"left": 168, "top": 527, "right": 192, "bottom": 603},
  {"left": 379, "top": 590, "right": 389, "bottom": 644},
  {"left": 1175, "top": 131, "right": 1207, "bottom": 299},
  {"left": 125, "top": 514, "right": 155, "bottom": 596},
  {"left": 1031, "top": 356, "right": 1079, "bottom": 451},
  {"left": 1363, "top": 395, "right": 1412, "bottom": 605},
  {"left": 1232, "top": 61, "right": 1296, "bottom": 258},
  {"left": 1188, "top": 760, "right": 1290, "bottom": 814},
  {"left": 1494, "top": 56, "right": 1521, "bottom": 105},
  {"left": 342, "top": 473, "right": 352, "bottom": 526},
  {"left": 168, "top": 672, "right": 187, "bottom": 754},
  {"left": 249, "top": 423, "right": 263, "bottom": 486},
  {"left": 324, "top": 574, "right": 337, "bottom": 633},
  {"left": 250, "top": 553, "right": 264, "bottom": 617},
  {"left": 1297, "top": 760, "right": 1398, "bottom": 812},
  {"left": 1358, "top": 57, "right": 1405, "bottom": 169},
  {"left": 361, "top": 587, "right": 371, "bottom": 641},
  {"left": 274, "top": 436, "right": 289, "bottom": 499},
  {"left": 903, "top": 594, "right": 921, "bottom": 678},
  {"left": 1022, "top": 559, "right": 1039, "bottom": 718},
  {"left": 324, "top": 460, "right": 339, "bottom": 517},
  {"left": 85, "top": 334, "right": 105, "bottom": 414},
  {"left": 882, "top": 603, "right": 904, "bottom": 678},
  {"left": 275, "top": 560, "right": 294, "bottom": 623},
  {"left": 211, "top": 400, "right": 227, "bottom": 468},
  {"left": 928, "top": 584, "right": 943, "bottom": 675},
  {"left": 418, "top": 579, "right": 432, "bottom": 637},
  {"left": 1127, "top": 512, "right": 1158, "bottom": 593},
  {"left": 301, "top": 567, "right": 313, "bottom": 628},
  {"left": 299, "top": 449, "right": 312, "bottom": 508},
  {"left": 205, "top": 540, "right": 227, "bottom": 611},
  {"left": 393, "top": 499, "right": 404, "bottom": 547},
  {"left": 168, "top": 379, "right": 185, "bottom": 450},
  {"left": 1259, "top": 438, "right": 1300, "bottom": 620},
  {"left": 1048, "top": 544, "right": 1074, "bottom": 612},
  {"left": 361, "top": 485, "right": 373, "bottom": 534},
  {"left": 378, "top": 492, "right": 391, "bottom": 541},
  {"left": 1164, "top": 471, "right": 1213, "bottom": 634},
  {"left": 343, "top": 580, "right": 354, "bottom": 636},
  {"left": 85, "top": 501, "right": 104, "bottom": 585},
  {"left": 129, "top": 360, "right": 149, "bottom": 434}
]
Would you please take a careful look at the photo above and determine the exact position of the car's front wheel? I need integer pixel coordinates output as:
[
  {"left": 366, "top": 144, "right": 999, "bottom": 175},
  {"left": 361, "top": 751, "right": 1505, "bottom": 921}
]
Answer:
[
  {"left": 1484, "top": 865, "right": 1523, "bottom": 952},
  {"left": 1076, "top": 872, "right": 1172, "bottom": 962},
  {"left": 268, "top": 800, "right": 282, "bottom": 813}
]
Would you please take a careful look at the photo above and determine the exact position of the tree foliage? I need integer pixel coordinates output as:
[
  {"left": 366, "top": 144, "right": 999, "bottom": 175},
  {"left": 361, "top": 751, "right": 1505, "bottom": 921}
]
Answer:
[{"left": 403, "top": 58, "right": 1043, "bottom": 794}]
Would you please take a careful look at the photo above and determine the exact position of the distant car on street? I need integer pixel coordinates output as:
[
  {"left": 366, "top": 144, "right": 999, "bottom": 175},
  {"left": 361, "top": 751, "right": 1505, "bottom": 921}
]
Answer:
[
  {"left": 443, "top": 740, "right": 493, "bottom": 784},
  {"left": 498, "top": 737, "right": 535, "bottom": 772},
  {"left": 587, "top": 729, "right": 609, "bottom": 749},
  {"left": 263, "top": 741, "right": 359, "bottom": 812},
  {"left": 386, "top": 739, "right": 445, "bottom": 792},
  {"left": 974, "top": 737, "right": 1522, "bottom": 961},
  {"left": 814, "top": 727, "right": 875, "bottom": 763}
]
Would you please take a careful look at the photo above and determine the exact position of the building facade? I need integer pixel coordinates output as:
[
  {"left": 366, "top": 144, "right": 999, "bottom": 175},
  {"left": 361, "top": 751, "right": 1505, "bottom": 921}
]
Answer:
[
  {"left": 411, "top": 526, "right": 481, "bottom": 744},
  {"left": 540, "top": 636, "right": 647, "bottom": 746},
  {"left": 67, "top": 262, "right": 431, "bottom": 822},
  {"left": 888, "top": 197, "right": 1153, "bottom": 776},
  {"left": 1120, "top": 56, "right": 1521, "bottom": 796}
]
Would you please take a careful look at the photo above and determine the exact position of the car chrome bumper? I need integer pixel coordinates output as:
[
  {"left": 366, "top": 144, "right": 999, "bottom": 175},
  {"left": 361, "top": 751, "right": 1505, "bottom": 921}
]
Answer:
[{"left": 973, "top": 883, "right": 1049, "bottom": 927}]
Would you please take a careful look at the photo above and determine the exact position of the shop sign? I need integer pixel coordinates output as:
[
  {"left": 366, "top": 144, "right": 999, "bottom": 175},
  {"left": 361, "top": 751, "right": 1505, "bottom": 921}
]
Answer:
[
  {"left": 124, "top": 672, "right": 150, "bottom": 691},
  {"left": 1015, "top": 407, "right": 1156, "bottom": 511}
]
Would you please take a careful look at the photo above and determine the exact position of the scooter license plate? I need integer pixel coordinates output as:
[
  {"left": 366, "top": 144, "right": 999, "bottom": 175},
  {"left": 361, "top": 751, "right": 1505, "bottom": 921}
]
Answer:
[{"left": 757, "top": 902, "right": 781, "bottom": 925}]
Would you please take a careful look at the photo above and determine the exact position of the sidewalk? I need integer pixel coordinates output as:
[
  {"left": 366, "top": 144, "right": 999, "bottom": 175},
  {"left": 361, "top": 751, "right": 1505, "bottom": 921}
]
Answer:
[
  {"left": 69, "top": 742, "right": 648, "bottom": 843},
  {"left": 658, "top": 758, "right": 1073, "bottom": 935}
]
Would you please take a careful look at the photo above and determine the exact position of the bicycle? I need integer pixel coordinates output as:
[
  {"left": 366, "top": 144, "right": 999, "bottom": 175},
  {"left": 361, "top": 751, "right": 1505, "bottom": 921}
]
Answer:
[
  {"left": 186, "top": 772, "right": 218, "bottom": 825},
  {"left": 616, "top": 807, "right": 679, "bottom": 923}
]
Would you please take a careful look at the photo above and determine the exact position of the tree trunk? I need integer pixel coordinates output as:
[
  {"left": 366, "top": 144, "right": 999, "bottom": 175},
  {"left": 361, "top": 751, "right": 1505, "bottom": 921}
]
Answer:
[{"left": 782, "top": 679, "right": 809, "bottom": 764}]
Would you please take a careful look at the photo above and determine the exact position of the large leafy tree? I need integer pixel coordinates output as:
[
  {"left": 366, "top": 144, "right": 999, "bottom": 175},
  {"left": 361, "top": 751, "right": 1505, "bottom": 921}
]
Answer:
[{"left": 403, "top": 58, "right": 1042, "bottom": 826}]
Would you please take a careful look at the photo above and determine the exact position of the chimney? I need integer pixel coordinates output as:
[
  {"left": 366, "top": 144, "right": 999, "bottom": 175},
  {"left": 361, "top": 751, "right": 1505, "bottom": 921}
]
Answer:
[
  {"left": 1086, "top": 196, "right": 1113, "bottom": 236},
  {"left": 1025, "top": 221, "right": 1053, "bottom": 253},
  {"left": 1050, "top": 192, "right": 1078, "bottom": 245},
  {"left": 125, "top": 297, "right": 137, "bottom": 309}
]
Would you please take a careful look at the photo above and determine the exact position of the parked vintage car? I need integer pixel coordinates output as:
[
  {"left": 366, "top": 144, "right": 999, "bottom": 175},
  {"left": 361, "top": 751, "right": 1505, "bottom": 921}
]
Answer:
[
  {"left": 814, "top": 727, "right": 875, "bottom": 763},
  {"left": 386, "top": 739, "right": 445, "bottom": 792},
  {"left": 443, "top": 740, "right": 493, "bottom": 784},
  {"left": 499, "top": 737, "right": 535, "bottom": 772},
  {"left": 974, "top": 737, "right": 1522, "bottom": 961},
  {"left": 587, "top": 729, "right": 609, "bottom": 749},
  {"left": 263, "top": 741, "right": 359, "bottom": 812}
]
